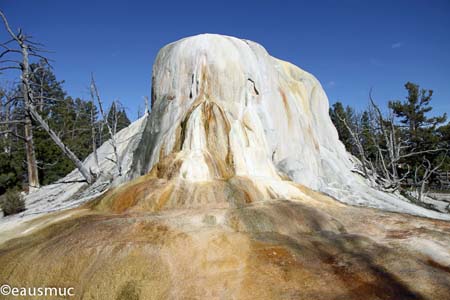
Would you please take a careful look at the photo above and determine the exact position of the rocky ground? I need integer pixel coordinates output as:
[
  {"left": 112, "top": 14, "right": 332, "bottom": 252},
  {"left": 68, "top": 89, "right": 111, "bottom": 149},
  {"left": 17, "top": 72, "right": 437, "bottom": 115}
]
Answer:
[
  {"left": 1, "top": 180, "right": 449, "bottom": 300},
  {"left": 1, "top": 34, "right": 449, "bottom": 300}
]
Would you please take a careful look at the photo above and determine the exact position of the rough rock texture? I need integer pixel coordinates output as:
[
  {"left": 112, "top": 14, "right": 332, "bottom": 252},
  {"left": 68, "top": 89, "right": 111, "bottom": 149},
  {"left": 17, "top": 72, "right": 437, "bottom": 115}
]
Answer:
[
  {"left": 1, "top": 33, "right": 446, "bottom": 230},
  {"left": 128, "top": 34, "right": 448, "bottom": 219},
  {"left": 1, "top": 188, "right": 450, "bottom": 300},
  {"left": 0, "top": 116, "right": 148, "bottom": 236},
  {"left": 0, "top": 34, "right": 449, "bottom": 300}
]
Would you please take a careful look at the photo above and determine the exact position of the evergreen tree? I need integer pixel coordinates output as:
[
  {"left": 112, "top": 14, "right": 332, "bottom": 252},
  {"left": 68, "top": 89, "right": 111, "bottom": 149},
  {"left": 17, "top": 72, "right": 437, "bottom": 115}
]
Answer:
[
  {"left": 436, "top": 122, "right": 450, "bottom": 173},
  {"left": 360, "top": 110, "right": 378, "bottom": 162},
  {"left": 389, "top": 82, "right": 447, "bottom": 152},
  {"left": 0, "top": 65, "right": 102, "bottom": 189},
  {"left": 438, "top": 122, "right": 450, "bottom": 147},
  {"left": 329, "top": 101, "right": 357, "bottom": 153},
  {"left": 100, "top": 101, "right": 130, "bottom": 145},
  {"left": 30, "top": 63, "right": 69, "bottom": 184},
  {"left": 0, "top": 89, "right": 27, "bottom": 192},
  {"left": 0, "top": 134, "right": 25, "bottom": 194},
  {"left": 388, "top": 82, "right": 447, "bottom": 183},
  {"left": 329, "top": 82, "right": 448, "bottom": 196},
  {"left": 35, "top": 95, "right": 99, "bottom": 185},
  {"left": 107, "top": 101, "right": 130, "bottom": 132},
  {"left": 30, "top": 59, "right": 65, "bottom": 114}
]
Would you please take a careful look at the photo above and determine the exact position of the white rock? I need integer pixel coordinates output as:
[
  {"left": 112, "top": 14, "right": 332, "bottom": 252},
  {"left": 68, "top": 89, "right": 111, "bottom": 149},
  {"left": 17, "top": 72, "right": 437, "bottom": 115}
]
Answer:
[
  {"left": 1, "top": 34, "right": 448, "bottom": 232},
  {"left": 132, "top": 34, "right": 449, "bottom": 220},
  {"left": 0, "top": 115, "right": 149, "bottom": 229}
]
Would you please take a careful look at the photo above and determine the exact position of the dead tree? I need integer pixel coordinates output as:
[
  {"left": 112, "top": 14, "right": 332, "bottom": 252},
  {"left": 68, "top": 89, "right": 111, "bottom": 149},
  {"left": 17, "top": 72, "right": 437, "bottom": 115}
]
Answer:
[
  {"left": 137, "top": 104, "right": 142, "bottom": 119},
  {"left": 336, "top": 90, "right": 446, "bottom": 195},
  {"left": 368, "top": 99, "right": 405, "bottom": 191},
  {"left": 1, "top": 11, "right": 40, "bottom": 188},
  {"left": 436, "top": 171, "right": 450, "bottom": 190},
  {"left": 89, "top": 100, "right": 99, "bottom": 170},
  {"left": 137, "top": 96, "right": 150, "bottom": 118},
  {"left": 143, "top": 96, "right": 150, "bottom": 115},
  {"left": 90, "top": 75, "right": 122, "bottom": 176},
  {"left": 336, "top": 111, "right": 376, "bottom": 185},
  {"left": 0, "top": 89, "right": 13, "bottom": 154},
  {"left": 0, "top": 10, "right": 94, "bottom": 185},
  {"left": 414, "top": 156, "right": 446, "bottom": 202},
  {"left": 367, "top": 92, "right": 443, "bottom": 192},
  {"left": 0, "top": 90, "right": 25, "bottom": 155}
]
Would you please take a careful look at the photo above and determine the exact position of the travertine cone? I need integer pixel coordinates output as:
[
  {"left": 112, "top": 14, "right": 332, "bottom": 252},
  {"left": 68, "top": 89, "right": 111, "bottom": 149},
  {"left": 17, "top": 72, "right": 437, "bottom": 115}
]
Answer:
[
  {"left": 94, "top": 34, "right": 349, "bottom": 213},
  {"left": 1, "top": 34, "right": 450, "bottom": 300},
  {"left": 134, "top": 34, "right": 348, "bottom": 186},
  {"left": 5, "top": 34, "right": 446, "bottom": 220},
  {"left": 109, "top": 34, "right": 446, "bottom": 218}
]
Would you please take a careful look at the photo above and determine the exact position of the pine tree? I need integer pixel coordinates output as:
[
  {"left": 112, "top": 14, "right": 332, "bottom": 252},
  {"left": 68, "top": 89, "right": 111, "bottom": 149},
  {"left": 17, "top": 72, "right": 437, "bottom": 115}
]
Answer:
[
  {"left": 100, "top": 101, "right": 130, "bottom": 144},
  {"left": 329, "top": 101, "right": 357, "bottom": 154},
  {"left": 0, "top": 88, "right": 27, "bottom": 193},
  {"left": 0, "top": 66, "right": 101, "bottom": 189},
  {"left": 107, "top": 101, "right": 130, "bottom": 133},
  {"left": 30, "top": 63, "right": 69, "bottom": 184},
  {"left": 387, "top": 82, "right": 447, "bottom": 194},
  {"left": 389, "top": 82, "right": 447, "bottom": 153},
  {"left": 360, "top": 110, "right": 378, "bottom": 162},
  {"left": 436, "top": 122, "right": 450, "bottom": 174}
]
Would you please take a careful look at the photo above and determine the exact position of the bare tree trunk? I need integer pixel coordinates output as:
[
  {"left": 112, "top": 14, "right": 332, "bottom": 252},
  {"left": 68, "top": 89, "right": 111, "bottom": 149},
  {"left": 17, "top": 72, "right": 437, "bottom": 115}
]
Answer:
[
  {"left": 415, "top": 165, "right": 425, "bottom": 203},
  {"left": 144, "top": 96, "right": 149, "bottom": 115},
  {"left": 39, "top": 69, "right": 44, "bottom": 112},
  {"left": 418, "top": 181, "right": 426, "bottom": 202},
  {"left": 71, "top": 103, "right": 80, "bottom": 140},
  {"left": 0, "top": 92, "right": 11, "bottom": 153},
  {"left": 99, "top": 122, "right": 104, "bottom": 145},
  {"left": 91, "top": 75, "right": 122, "bottom": 176},
  {"left": 90, "top": 101, "right": 99, "bottom": 170},
  {"left": 21, "top": 44, "right": 40, "bottom": 189},
  {"left": 28, "top": 104, "right": 93, "bottom": 184},
  {"left": 1, "top": 10, "right": 94, "bottom": 185},
  {"left": 337, "top": 112, "right": 371, "bottom": 181},
  {"left": 0, "top": 10, "right": 40, "bottom": 189},
  {"left": 5, "top": 96, "right": 11, "bottom": 154},
  {"left": 414, "top": 157, "right": 446, "bottom": 203},
  {"left": 24, "top": 117, "right": 39, "bottom": 188},
  {"left": 370, "top": 97, "right": 399, "bottom": 187},
  {"left": 113, "top": 101, "right": 118, "bottom": 135}
]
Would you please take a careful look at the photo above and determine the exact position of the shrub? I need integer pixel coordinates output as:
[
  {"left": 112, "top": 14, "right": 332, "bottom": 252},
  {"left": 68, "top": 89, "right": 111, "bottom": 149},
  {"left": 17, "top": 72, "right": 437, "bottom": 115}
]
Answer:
[{"left": 0, "top": 189, "right": 25, "bottom": 216}]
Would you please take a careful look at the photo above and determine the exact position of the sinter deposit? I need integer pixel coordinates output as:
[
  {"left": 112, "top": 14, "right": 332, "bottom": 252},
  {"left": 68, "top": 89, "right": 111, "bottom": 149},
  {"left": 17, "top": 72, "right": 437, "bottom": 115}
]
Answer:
[{"left": 0, "top": 34, "right": 449, "bottom": 300}]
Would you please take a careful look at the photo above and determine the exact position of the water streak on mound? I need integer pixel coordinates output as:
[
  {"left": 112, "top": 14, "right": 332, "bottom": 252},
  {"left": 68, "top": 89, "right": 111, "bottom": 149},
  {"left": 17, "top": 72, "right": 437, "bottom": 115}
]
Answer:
[{"left": 0, "top": 34, "right": 449, "bottom": 300}]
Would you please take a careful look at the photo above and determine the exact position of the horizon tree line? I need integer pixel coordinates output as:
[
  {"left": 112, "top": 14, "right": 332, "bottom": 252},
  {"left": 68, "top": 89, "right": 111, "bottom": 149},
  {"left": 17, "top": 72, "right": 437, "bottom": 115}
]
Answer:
[
  {"left": 0, "top": 10, "right": 131, "bottom": 196},
  {"left": 1, "top": 10, "right": 448, "bottom": 212},
  {"left": 330, "top": 82, "right": 449, "bottom": 205}
]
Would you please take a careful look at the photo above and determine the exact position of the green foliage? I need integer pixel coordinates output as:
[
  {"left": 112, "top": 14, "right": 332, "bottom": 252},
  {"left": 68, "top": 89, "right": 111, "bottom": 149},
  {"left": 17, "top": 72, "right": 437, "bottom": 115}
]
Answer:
[
  {"left": 330, "top": 82, "right": 449, "bottom": 192},
  {"left": 34, "top": 95, "right": 99, "bottom": 185},
  {"left": 100, "top": 101, "right": 131, "bottom": 145},
  {"left": 359, "top": 110, "right": 378, "bottom": 161},
  {"left": 329, "top": 101, "right": 357, "bottom": 152},
  {"left": 0, "top": 61, "right": 131, "bottom": 192},
  {"left": 108, "top": 101, "right": 131, "bottom": 131},
  {"left": 0, "top": 90, "right": 27, "bottom": 193},
  {"left": 0, "top": 144, "right": 25, "bottom": 194},
  {"left": 389, "top": 82, "right": 446, "bottom": 150},
  {"left": 390, "top": 82, "right": 446, "bottom": 133},
  {"left": 389, "top": 82, "right": 447, "bottom": 172},
  {"left": 436, "top": 122, "right": 450, "bottom": 171},
  {"left": 0, "top": 189, "right": 25, "bottom": 216}
]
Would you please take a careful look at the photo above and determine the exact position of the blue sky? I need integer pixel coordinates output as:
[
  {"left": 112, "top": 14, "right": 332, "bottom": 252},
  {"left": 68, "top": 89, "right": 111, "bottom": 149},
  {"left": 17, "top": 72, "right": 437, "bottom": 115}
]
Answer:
[{"left": 1, "top": 0, "right": 449, "bottom": 120}]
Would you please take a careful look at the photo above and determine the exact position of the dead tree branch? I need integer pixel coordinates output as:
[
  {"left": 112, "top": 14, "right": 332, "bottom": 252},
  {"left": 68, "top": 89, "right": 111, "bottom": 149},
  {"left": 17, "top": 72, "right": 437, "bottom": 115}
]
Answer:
[
  {"left": 90, "top": 74, "right": 122, "bottom": 176},
  {"left": 0, "top": 9, "right": 94, "bottom": 186}
]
